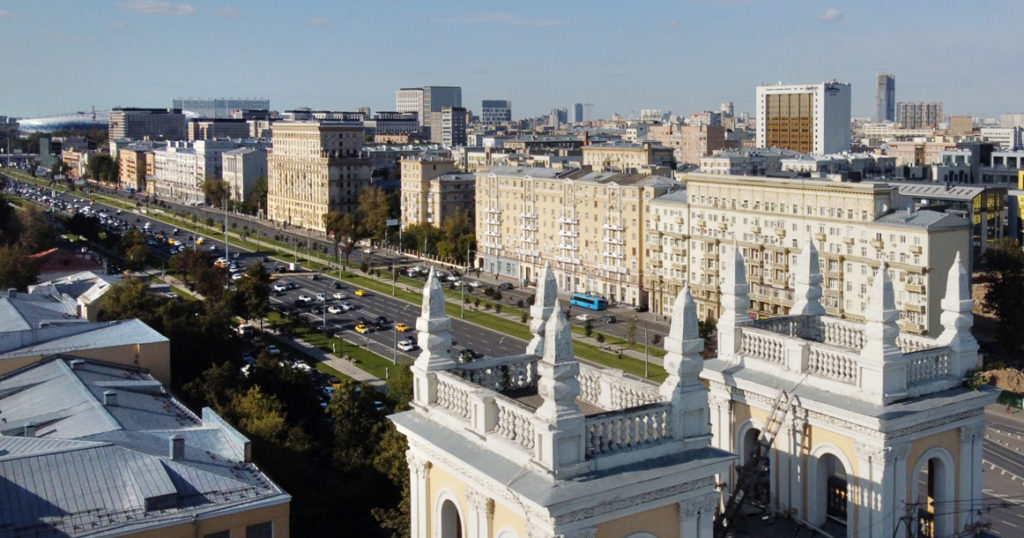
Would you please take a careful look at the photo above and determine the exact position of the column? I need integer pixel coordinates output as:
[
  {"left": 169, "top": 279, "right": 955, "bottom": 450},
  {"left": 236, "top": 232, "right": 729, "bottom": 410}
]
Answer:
[
  {"left": 780, "top": 413, "right": 808, "bottom": 517},
  {"left": 959, "top": 422, "right": 987, "bottom": 532},
  {"left": 889, "top": 443, "right": 912, "bottom": 538},
  {"left": 854, "top": 441, "right": 898, "bottom": 538},
  {"left": 465, "top": 487, "right": 495, "bottom": 538},
  {"left": 407, "top": 450, "right": 432, "bottom": 538},
  {"left": 680, "top": 494, "right": 719, "bottom": 538},
  {"left": 708, "top": 392, "right": 733, "bottom": 453}
]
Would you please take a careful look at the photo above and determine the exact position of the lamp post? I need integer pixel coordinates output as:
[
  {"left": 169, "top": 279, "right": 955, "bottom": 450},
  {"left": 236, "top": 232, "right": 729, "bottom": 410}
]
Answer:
[
  {"left": 643, "top": 321, "right": 649, "bottom": 378},
  {"left": 392, "top": 327, "right": 398, "bottom": 365}
]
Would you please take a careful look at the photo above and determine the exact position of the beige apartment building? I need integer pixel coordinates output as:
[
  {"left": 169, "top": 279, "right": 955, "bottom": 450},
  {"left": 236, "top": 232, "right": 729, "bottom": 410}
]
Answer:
[
  {"left": 647, "top": 124, "right": 726, "bottom": 164},
  {"left": 887, "top": 139, "right": 958, "bottom": 166},
  {"left": 646, "top": 172, "right": 970, "bottom": 335},
  {"left": 581, "top": 141, "right": 674, "bottom": 172},
  {"left": 400, "top": 157, "right": 475, "bottom": 227},
  {"left": 267, "top": 121, "right": 371, "bottom": 232},
  {"left": 475, "top": 167, "right": 674, "bottom": 306}
]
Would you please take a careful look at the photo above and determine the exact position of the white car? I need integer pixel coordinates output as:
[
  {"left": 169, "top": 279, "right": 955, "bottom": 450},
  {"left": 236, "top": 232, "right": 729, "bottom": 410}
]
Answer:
[
  {"left": 397, "top": 339, "right": 417, "bottom": 352},
  {"left": 315, "top": 292, "right": 327, "bottom": 302},
  {"left": 338, "top": 301, "right": 354, "bottom": 312},
  {"left": 231, "top": 273, "right": 244, "bottom": 281},
  {"left": 575, "top": 313, "right": 592, "bottom": 322},
  {"left": 298, "top": 294, "right": 312, "bottom": 302},
  {"left": 468, "top": 280, "right": 482, "bottom": 288},
  {"left": 333, "top": 291, "right": 348, "bottom": 300},
  {"left": 272, "top": 282, "right": 288, "bottom": 292},
  {"left": 327, "top": 305, "right": 342, "bottom": 314}
]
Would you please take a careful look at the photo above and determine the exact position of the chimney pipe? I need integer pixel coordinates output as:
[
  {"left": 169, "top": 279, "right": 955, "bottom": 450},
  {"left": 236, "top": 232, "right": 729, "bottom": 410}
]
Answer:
[
  {"left": 24, "top": 422, "right": 37, "bottom": 438},
  {"left": 7, "top": 288, "right": 16, "bottom": 298},
  {"left": 69, "top": 359, "right": 85, "bottom": 370},
  {"left": 170, "top": 435, "right": 185, "bottom": 460},
  {"left": 103, "top": 390, "right": 118, "bottom": 407}
]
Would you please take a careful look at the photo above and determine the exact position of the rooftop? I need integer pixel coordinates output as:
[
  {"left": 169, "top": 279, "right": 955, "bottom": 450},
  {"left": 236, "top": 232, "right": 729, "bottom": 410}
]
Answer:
[{"left": 0, "top": 357, "right": 288, "bottom": 537}]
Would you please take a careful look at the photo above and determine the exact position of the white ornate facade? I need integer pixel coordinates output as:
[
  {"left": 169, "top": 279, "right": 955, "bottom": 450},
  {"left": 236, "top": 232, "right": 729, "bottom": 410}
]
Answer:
[
  {"left": 701, "top": 244, "right": 996, "bottom": 537},
  {"left": 392, "top": 266, "right": 733, "bottom": 538}
]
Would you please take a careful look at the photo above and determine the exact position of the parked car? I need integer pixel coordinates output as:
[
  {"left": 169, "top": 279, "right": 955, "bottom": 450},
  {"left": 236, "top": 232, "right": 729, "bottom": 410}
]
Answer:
[
  {"left": 327, "top": 305, "right": 342, "bottom": 314},
  {"left": 315, "top": 292, "right": 327, "bottom": 302},
  {"left": 298, "top": 294, "right": 313, "bottom": 302},
  {"left": 498, "top": 282, "right": 514, "bottom": 290},
  {"left": 397, "top": 340, "right": 417, "bottom": 352},
  {"left": 468, "top": 280, "right": 482, "bottom": 288},
  {"left": 333, "top": 291, "right": 348, "bottom": 300},
  {"left": 599, "top": 314, "right": 617, "bottom": 323},
  {"left": 575, "top": 313, "right": 592, "bottom": 322},
  {"left": 266, "top": 344, "right": 281, "bottom": 356}
]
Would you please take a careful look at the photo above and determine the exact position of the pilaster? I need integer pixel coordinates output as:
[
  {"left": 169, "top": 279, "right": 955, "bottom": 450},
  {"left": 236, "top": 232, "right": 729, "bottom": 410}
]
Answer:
[
  {"left": 465, "top": 486, "right": 495, "bottom": 538},
  {"left": 407, "top": 450, "right": 432, "bottom": 538},
  {"left": 958, "top": 422, "right": 987, "bottom": 532}
]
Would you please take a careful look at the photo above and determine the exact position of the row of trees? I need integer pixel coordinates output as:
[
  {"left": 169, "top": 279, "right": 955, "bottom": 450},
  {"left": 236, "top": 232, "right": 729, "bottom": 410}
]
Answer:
[
  {"left": 323, "top": 187, "right": 398, "bottom": 265},
  {"left": 0, "top": 187, "right": 55, "bottom": 289}
]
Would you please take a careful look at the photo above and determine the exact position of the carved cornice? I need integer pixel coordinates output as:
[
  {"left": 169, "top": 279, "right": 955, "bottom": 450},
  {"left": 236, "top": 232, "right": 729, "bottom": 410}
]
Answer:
[
  {"left": 465, "top": 486, "right": 494, "bottom": 516},
  {"left": 959, "top": 421, "right": 987, "bottom": 441},
  {"left": 554, "top": 477, "right": 716, "bottom": 525},
  {"left": 406, "top": 449, "right": 431, "bottom": 480},
  {"left": 681, "top": 494, "right": 719, "bottom": 518}
]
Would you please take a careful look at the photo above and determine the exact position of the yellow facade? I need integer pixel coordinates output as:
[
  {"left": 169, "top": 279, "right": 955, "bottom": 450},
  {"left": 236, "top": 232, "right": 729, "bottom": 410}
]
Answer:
[
  {"left": 0, "top": 340, "right": 171, "bottom": 386},
  {"left": 123, "top": 501, "right": 289, "bottom": 538},
  {"left": 428, "top": 463, "right": 475, "bottom": 537},
  {"left": 595, "top": 502, "right": 679, "bottom": 538}
]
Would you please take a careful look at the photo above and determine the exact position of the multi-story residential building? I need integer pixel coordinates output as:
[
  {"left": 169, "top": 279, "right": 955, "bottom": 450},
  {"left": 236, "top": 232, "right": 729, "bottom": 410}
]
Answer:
[
  {"left": 480, "top": 99, "right": 512, "bottom": 124},
  {"left": 475, "top": 166, "right": 675, "bottom": 305},
  {"left": 886, "top": 139, "right": 957, "bottom": 166},
  {"left": 396, "top": 87, "right": 425, "bottom": 118},
  {"left": 648, "top": 125, "right": 726, "bottom": 164},
  {"left": 980, "top": 127, "right": 1022, "bottom": 150},
  {"left": 266, "top": 121, "right": 371, "bottom": 231},
  {"left": 0, "top": 356, "right": 290, "bottom": 537},
  {"left": 172, "top": 97, "right": 269, "bottom": 118},
  {"left": 875, "top": 72, "right": 895, "bottom": 122},
  {"left": 1000, "top": 113, "right": 1024, "bottom": 128},
  {"left": 431, "top": 106, "right": 467, "bottom": 146},
  {"left": 117, "top": 140, "right": 165, "bottom": 193},
  {"left": 582, "top": 141, "right": 674, "bottom": 172},
  {"left": 108, "top": 107, "right": 186, "bottom": 141},
  {"left": 897, "top": 101, "right": 943, "bottom": 129},
  {"left": 60, "top": 148, "right": 91, "bottom": 180},
  {"left": 699, "top": 148, "right": 800, "bottom": 176},
  {"left": 187, "top": 118, "right": 251, "bottom": 141},
  {"left": 223, "top": 147, "right": 268, "bottom": 205},
  {"left": 644, "top": 172, "right": 970, "bottom": 336},
  {"left": 949, "top": 115, "right": 974, "bottom": 136},
  {"left": 364, "top": 111, "right": 420, "bottom": 136},
  {"left": 755, "top": 81, "right": 851, "bottom": 154},
  {"left": 400, "top": 157, "right": 475, "bottom": 227},
  {"left": 152, "top": 140, "right": 238, "bottom": 203}
]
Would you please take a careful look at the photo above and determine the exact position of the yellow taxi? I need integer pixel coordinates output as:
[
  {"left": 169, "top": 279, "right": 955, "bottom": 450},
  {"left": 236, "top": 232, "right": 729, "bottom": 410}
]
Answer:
[
  {"left": 354, "top": 324, "right": 370, "bottom": 334},
  {"left": 354, "top": 289, "right": 366, "bottom": 297},
  {"left": 395, "top": 322, "right": 410, "bottom": 332}
]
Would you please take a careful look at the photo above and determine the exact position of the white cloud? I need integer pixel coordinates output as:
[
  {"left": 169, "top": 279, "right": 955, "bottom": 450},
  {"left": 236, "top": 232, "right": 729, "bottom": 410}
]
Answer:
[
  {"left": 819, "top": 8, "right": 842, "bottom": 22},
  {"left": 117, "top": 1, "right": 195, "bottom": 16},
  {"left": 306, "top": 18, "right": 329, "bottom": 26},
  {"left": 434, "top": 12, "right": 563, "bottom": 26}
]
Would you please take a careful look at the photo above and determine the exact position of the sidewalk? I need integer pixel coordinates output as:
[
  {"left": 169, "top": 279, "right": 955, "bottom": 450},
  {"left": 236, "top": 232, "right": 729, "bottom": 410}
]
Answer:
[{"left": 262, "top": 325, "right": 387, "bottom": 390}]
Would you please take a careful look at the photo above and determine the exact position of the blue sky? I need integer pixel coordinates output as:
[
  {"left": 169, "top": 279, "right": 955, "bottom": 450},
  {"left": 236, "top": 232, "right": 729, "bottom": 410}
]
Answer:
[{"left": 1, "top": 1, "right": 1020, "bottom": 120}]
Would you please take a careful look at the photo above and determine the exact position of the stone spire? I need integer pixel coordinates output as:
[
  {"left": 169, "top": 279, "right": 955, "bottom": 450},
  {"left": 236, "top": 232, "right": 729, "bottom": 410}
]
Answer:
[
  {"left": 659, "top": 286, "right": 710, "bottom": 442},
  {"left": 526, "top": 263, "right": 558, "bottom": 357},
  {"left": 860, "top": 263, "right": 905, "bottom": 403},
  {"left": 790, "top": 241, "right": 825, "bottom": 318},
  {"left": 535, "top": 308, "right": 582, "bottom": 423},
  {"left": 717, "top": 242, "right": 751, "bottom": 356},
  {"left": 414, "top": 268, "right": 455, "bottom": 372},
  {"left": 938, "top": 252, "right": 978, "bottom": 377}
]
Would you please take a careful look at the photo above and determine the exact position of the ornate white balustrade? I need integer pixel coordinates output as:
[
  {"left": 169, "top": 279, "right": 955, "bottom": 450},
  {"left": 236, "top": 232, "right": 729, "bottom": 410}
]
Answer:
[
  {"left": 819, "top": 317, "right": 866, "bottom": 351},
  {"left": 585, "top": 403, "right": 672, "bottom": 457},
  {"left": 906, "top": 349, "right": 952, "bottom": 385},
  {"left": 451, "top": 354, "right": 538, "bottom": 392},
  {"left": 578, "top": 363, "right": 661, "bottom": 410},
  {"left": 435, "top": 372, "right": 473, "bottom": 421},
  {"left": 897, "top": 333, "right": 938, "bottom": 353},
  {"left": 493, "top": 397, "right": 536, "bottom": 451},
  {"left": 806, "top": 344, "right": 859, "bottom": 385},
  {"left": 739, "top": 330, "right": 787, "bottom": 364}
]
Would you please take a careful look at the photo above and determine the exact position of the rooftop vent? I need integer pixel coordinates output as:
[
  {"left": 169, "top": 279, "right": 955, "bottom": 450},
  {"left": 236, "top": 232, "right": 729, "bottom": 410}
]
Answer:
[
  {"left": 23, "top": 422, "right": 37, "bottom": 438},
  {"left": 103, "top": 390, "right": 118, "bottom": 407},
  {"left": 6, "top": 289, "right": 15, "bottom": 298},
  {"left": 69, "top": 359, "right": 86, "bottom": 370}
]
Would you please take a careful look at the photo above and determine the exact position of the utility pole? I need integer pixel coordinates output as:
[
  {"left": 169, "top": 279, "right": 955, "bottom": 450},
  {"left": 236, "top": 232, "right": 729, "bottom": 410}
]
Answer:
[
  {"left": 392, "top": 327, "right": 398, "bottom": 364},
  {"left": 644, "top": 322, "right": 649, "bottom": 378},
  {"left": 223, "top": 194, "right": 229, "bottom": 261}
]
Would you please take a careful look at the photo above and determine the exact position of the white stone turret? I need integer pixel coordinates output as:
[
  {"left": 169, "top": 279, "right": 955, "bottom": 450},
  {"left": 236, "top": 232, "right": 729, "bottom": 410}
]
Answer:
[
  {"left": 535, "top": 308, "right": 585, "bottom": 473},
  {"left": 938, "top": 252, "right": 978, "bottom": 378},
  {"left": 860, "top": 263, "right": 905, "bottom": 403},
  {"left": 717, "top": 242, "right": 751, "bottom": 356},
  {"left": 526, "top": 263, "right": 558, "bottom": 357},
  {"left": 411, "top": 269, "right": 455, "bottom": 407},
  {"left": 659, "top": 286, "right": 710, "bottom": 445},
  {"left": 791, "top": 241, "right": 826, "bottom": 318}
]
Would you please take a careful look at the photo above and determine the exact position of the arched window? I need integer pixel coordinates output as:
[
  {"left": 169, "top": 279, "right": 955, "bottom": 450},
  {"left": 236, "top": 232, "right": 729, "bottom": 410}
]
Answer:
[
  {"left": 435, "top": 489, "right": 464, "bottom": 538},
  {"left": 912, "top": 447, "right": 955, "bottom": 538}
]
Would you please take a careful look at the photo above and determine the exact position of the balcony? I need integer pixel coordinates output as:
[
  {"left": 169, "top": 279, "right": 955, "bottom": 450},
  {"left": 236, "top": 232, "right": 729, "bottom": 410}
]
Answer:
[
  {"left": 518, "top": 236, "right": 538, "bottom": 244},
  {"left": 871, "top": 239, "right": 884, "bottom": 249},
  {"left": 483, "top": 217, "right": 500, "bottom": 225},
  {"left": 776, "top": 228, "right": 786, "bottom": 237},
  {"left": 485, "top": 230, "right": 501, "bottom": 237},
  {"left": 554, "top": 255, "right": 581, "bottom": 265},
  {"left": 814, "top": 233, "right": 827, "bottom": 242},
  {"left": 602, "top": 222, "right": 625, "bottom": 231},
  {"left": 602, "top": 236, "right": 625, "bottom": 245},
  {"left": 486, "top": 207, "right": 501, "bottom": 214},
  {"left": 519, "top": 211, "right": 537, "bottom": 219},
  {"left": 905, "top": 282, "right": 925, "bottom": 293},
  {"left": 602, "top": 250, "right": 625, "bottom": 260},
  {"left": 909, "top": 245, "right": 922, "bottom": 254},
  {"left": 751, "top": 226, "right": 761, "bottom": 234},
  {"left": 718, "top": 222, "right": 728, "bottom": 231},
  {"left": 557, "top": 215, "right": 579, "bottom": 224},
  {"left": 520, "top": 223, "right": 538, "bottom": 231},
  {"left": 558, "top": 229, "right": 579, "bottom": 238},
  {"left": 843, "top": 237, "right": 855, "bottom": 245},
  {"left": 557, "top": 243, "right": 579, "bottom": 251},
  {"left": 904, "top": 303, "right": 926, "bottom": 314},
  {"left": 519, "top": 248, "right": 540, "bottom": 257}
]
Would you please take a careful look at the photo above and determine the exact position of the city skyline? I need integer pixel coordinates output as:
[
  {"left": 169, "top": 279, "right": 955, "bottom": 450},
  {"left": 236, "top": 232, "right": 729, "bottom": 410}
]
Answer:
[{"left": 1, "top": 1, "right": 1020, "bottom": 119}]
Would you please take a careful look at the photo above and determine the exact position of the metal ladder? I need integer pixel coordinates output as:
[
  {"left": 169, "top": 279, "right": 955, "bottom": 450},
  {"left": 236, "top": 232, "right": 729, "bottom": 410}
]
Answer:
[{"left": 715, "top": 389, "right": 795, "bottom": 536}]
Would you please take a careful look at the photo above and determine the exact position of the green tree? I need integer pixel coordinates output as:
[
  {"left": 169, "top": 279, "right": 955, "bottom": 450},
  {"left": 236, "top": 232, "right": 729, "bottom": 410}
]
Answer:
[
  {"left": 357, "top": 187, "right": 391, "bottom": 241},
  {"left": 98, "top": 276, "right": 163, "bottom": 322},
  {"left": 984, "top": 238, "right": 1024, "bottom": 353},
  {"left": 323, "top": 210, "right": 364, "bottom": 267},
  {"left": 0, "top": 245, "right": 40, "bottom": 290},
  {"left": 250, "top": 175, "right": 268, "bottom": 214},
  {"left": 626, "top": 316, "right": 638, "bottom": 349},
  {"left": 231, "top": 261, "right": 271, "bottom": 322},
  {"left": 86, "top": 153, "right": 117, "bottom": 183},
  {"left": 117, "top": 229, "right": 149, "bottom": 270},
  {"left": 0, "top": 194, "right": 22, "bottom": 246},
  {"left": 202, "top": 177, "right": 227, "bottom": 207},
  {"left": 15, "top": 206, "right": 55, "bottom": 253},
  {"left": 326, "top": 378, "right": 386, "bottom": 466}
]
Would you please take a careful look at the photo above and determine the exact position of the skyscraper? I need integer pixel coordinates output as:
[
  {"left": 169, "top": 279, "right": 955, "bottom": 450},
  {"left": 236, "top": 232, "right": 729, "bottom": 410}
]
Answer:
[
  {"left": 573, "top": 102, "right": 584, "bottom": 123},
  {"left": 874, "top": 73, "right": 895, "bottom": 123},
  {"left": 897, "top": 102, "right": 943, "bottom": 129},
  {"left": 755, "top": 81, "right": 851, "bottom": 155},
  {"left": 480, "top": 100, "right": 511, "bottom": 124},
  {"left": 421, "top": 86, "right": 462, "bottom": 127}
]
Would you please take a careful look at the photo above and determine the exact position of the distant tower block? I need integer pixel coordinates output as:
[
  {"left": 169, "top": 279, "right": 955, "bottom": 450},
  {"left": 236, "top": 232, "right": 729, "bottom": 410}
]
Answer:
[{"left": 702, "top": 243, "right": 996, "bottom": 537}]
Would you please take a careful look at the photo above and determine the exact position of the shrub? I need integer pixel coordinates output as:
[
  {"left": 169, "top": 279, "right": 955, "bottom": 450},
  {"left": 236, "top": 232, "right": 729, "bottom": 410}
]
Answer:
[
  {"left": 495, "top": 304, "right": 503, "bottom": 314},
  {"left": 596, "top": 333, "right": 605, "bottom": 344},
  {"left": 521, "top": 313, "right": 528, "bottom": 323},
  {"left": 583, "top": 320, "right": 593, "bottom": 337}
]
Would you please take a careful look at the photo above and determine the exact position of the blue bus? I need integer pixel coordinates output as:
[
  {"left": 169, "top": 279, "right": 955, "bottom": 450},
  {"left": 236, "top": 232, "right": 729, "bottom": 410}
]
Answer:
[{"left": 570, "top": 293, "right": 607, "bottom": 311}]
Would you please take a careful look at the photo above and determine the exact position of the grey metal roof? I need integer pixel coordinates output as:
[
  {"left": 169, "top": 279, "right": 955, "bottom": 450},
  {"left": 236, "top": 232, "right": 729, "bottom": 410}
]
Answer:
[
  {"left": 0, "top": 319, "right": 167, "bottom": 359},
  {"left": 652, "top": 188, "right": 689, "bottom": 204},
  {"left": 0, "top": 357, "right": 289, "bottom": 537},
  {"left": 874, "top": 209, "right": 969, "bottom": 229},
  {"left": 890, "top": 182, "right": 987, "bottom": 200},
  {"left": 0, "top": 295, "right": 81, "bottom": 332}
]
